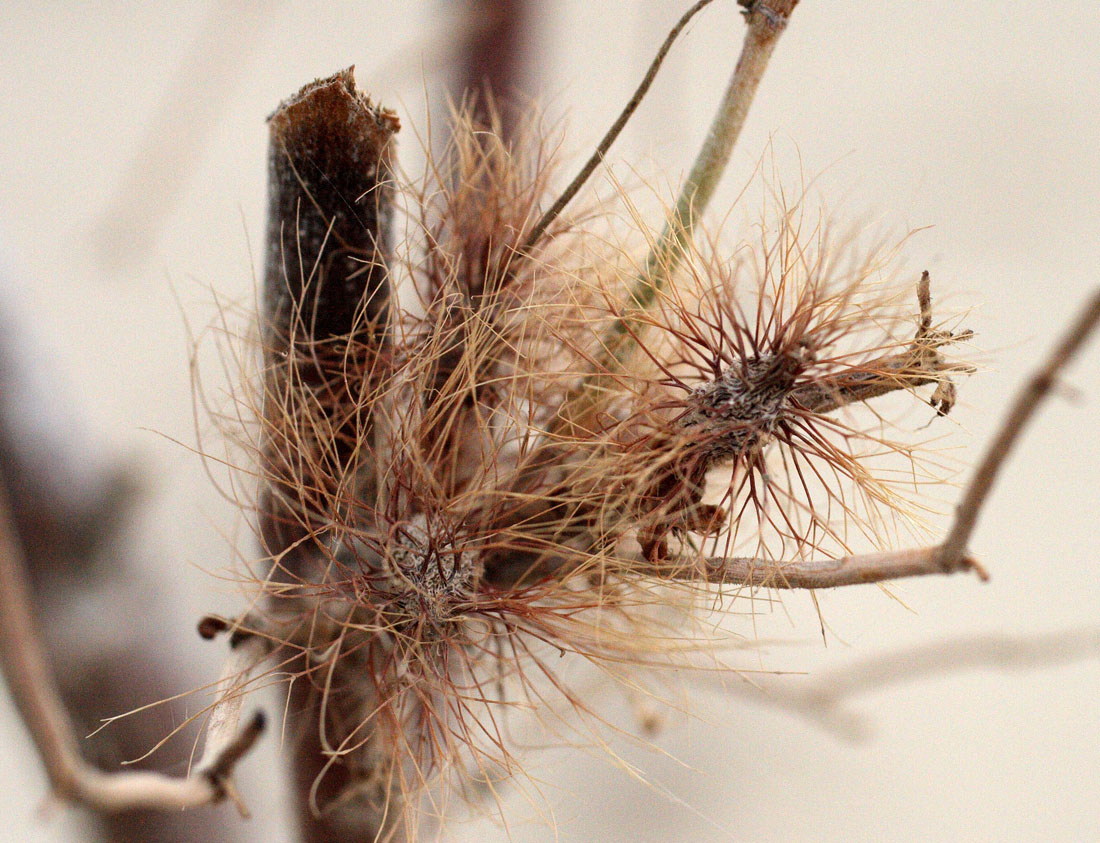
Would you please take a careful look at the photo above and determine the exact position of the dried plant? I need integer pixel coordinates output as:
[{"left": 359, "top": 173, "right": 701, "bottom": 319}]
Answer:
[{"left": 2, "top": 3, "right": 1099, "bottom": 842}]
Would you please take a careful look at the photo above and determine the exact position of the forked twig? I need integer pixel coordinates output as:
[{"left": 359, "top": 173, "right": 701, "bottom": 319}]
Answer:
[
  {"left": 0, "top": 482, "right": 268, "bottom": 816},
  {"left": 937, "top": 288, "right": 1100, "bottom": 567}
]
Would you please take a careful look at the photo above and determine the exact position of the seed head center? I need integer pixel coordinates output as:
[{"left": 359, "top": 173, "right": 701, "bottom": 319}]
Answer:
[{"left": 683, "top": 352, "right": 804, "bottom": 461}]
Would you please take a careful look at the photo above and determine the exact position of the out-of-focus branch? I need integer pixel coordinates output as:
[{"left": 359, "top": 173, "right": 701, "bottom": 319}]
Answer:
[
  {"left": 453, "top": 0, "right": 533, "bottom": 140},
  {"left": 0, "top": 251, "right": 252, "bottom": 841},
  {"left": 0, "top": 257, "right": 136, "bottom": 567},
  {"left": 0, "top": 480, "right": 267, "bottom": 815}
]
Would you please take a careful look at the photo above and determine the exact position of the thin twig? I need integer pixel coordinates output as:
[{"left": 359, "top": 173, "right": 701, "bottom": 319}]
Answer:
[
  {"left": 937, "top": 287, "right": 1100, "bottom": 567},
  {"left": 520, "top": 0, "right": 720, "bottom": 255},
  {"left": 691, "top": 546, "right": 986, "bottom": 588},
  {"left": 0, "top": 482, "right": 268, "bottom": 816}
]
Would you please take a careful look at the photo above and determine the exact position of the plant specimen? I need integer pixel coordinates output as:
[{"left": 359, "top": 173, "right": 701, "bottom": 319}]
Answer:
[{"left": 1, "top": 2, "right": 1098, "bottom": 842}]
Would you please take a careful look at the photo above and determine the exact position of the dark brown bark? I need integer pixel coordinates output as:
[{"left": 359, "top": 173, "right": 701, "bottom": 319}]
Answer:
[
  {"left": 264, "top": 68, "right": 398, "bottom": 347},
  {"left": 260, "top": 69, "right": 401, "bottom": 843},
  {"left": 259, "top": 67, "right": 399, "bottom": 558}
]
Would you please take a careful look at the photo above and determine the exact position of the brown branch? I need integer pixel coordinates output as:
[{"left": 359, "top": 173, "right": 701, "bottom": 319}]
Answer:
[
  {"left": 792, "top": 355, "right": 966, "bottom": 416},
  {"left": 937, "top": 286, "right": 1100, "bottom": 567},
  {"left": 264, "top": 67, "right": 398, "bottom": 348},
  {"left": 691, "top": 546, "right": 986, "bottom": 588},
  {"left": 261, "top": 69, "right": 403, "bottom": 843},
  {"left": 260, "top": 67, "right": 399, "bottom": 559},
  {"left": 0, "top": 482, "right": 268, "bottom": 816}
]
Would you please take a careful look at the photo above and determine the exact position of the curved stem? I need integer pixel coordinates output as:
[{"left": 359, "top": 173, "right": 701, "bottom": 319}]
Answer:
[
  {"left": 606, "top": 0, "right": 800, "bottom": 363},
  {"left": 0, "top": 482, "right": 268, "bottom": 816},
  {"left": 552, "top": 1, "right": 801, "bottom": 435}
]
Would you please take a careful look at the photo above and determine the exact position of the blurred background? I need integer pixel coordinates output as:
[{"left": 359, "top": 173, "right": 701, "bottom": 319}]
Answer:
[{"left": 1, "top": 1, "right": 1098, "bottom": 840}]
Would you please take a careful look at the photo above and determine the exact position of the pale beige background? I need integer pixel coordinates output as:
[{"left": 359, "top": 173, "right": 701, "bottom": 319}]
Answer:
[{"left": 1, "top": 2, "right": 1099, "bottom": 841}]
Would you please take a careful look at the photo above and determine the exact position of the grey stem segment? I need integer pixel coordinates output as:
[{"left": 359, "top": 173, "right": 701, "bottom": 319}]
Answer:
[{"left": 608, "top": 0, "right": 800, "bottom": 361}]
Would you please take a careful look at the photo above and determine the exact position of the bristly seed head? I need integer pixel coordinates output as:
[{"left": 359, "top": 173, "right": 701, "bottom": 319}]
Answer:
[
  {"left": 336, "top": 515, "right": 479, "bottom": 624},
  {"left": 607, "top": 215, "right": 974, "bottom": 562},
  {"left": 229, "top": 68, "right": 976, "bottom": 834}
]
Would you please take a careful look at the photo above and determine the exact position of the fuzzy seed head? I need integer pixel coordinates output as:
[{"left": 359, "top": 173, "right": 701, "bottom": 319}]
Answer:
[
  {"left": 682, "top": 346, "right": 811, "bottom": 461},
  {"left": 337, "top": 516, "right": 479, "bottom": 625},
  {"left": 197, "top": 78, "right": 974, "bottom": 838}
]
